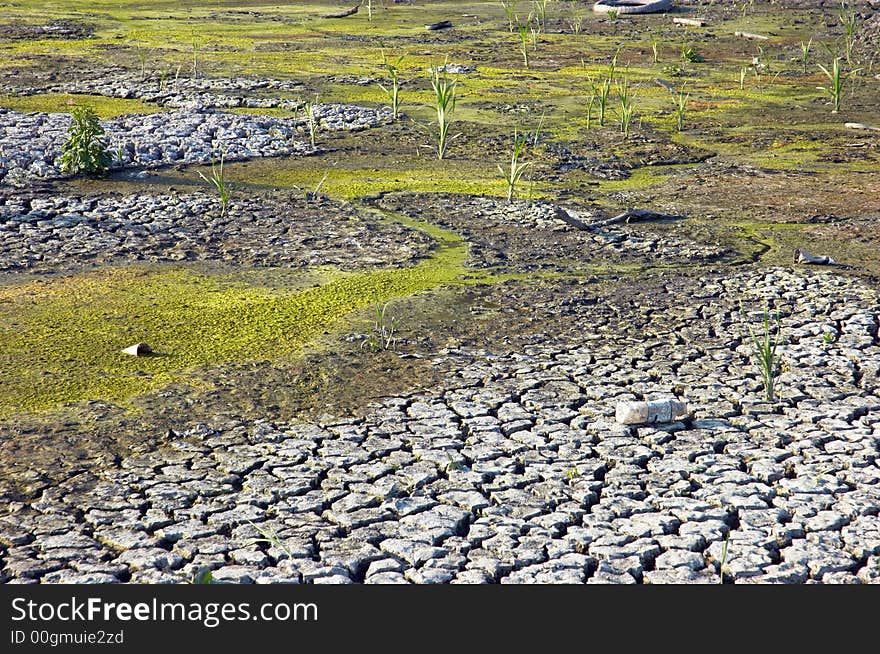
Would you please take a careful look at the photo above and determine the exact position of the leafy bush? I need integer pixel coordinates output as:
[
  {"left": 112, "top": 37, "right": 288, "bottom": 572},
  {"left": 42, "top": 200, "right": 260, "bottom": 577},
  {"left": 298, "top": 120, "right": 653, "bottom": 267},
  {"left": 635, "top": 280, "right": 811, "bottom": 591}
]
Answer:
[{"left": 59, "top": 106, "right": 111, "bottom": 176}]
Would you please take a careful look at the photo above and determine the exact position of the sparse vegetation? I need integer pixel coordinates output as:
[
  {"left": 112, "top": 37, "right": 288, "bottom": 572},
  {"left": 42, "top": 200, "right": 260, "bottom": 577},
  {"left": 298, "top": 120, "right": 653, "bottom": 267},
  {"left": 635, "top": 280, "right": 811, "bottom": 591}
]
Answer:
[{"left": 3, "top": 1, "right": 880, "bottom": 589}]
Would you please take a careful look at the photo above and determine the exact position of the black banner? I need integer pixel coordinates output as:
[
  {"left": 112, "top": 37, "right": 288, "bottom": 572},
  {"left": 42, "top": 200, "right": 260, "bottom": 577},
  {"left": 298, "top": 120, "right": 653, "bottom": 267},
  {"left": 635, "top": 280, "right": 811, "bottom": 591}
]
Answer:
[{"left": 0, "top": 585, "right": 874, "bottom": 650}]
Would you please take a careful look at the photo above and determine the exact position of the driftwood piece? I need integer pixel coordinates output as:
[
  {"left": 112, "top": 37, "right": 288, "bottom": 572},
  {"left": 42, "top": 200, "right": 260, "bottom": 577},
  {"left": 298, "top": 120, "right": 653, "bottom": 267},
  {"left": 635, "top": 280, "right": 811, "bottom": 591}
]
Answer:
[
  {"left": 554, "top": 206, "right": 680, "bottom": 231},
  {"left": 616, "top": 398, "right": 688, "bottom": 425},
  {"left": 654, "top": 78, "right": 677, "bottom": 93},
  {"left": 592, "top": 208, "right": 681, "bottom": 228},
  {"left": 845, "top": 122, "right": 880, "bottom": 132},
  {"left": 426, "top": 20, "right": 453, "bottom": 30},
  {"left": 323, "top": 4, "right": 359, "bottom": 18},
  {"left": 735, "top": 31, "right": 770, "bottom": 40},
  {"left": 673, "top": 17, "right": 707, "bottom": 27},
  {"left": 553, "top": 207, "right": 592, "bottom": 231},
  {"left": 794, "top": 249, "right": 836, "bottom": 265}
]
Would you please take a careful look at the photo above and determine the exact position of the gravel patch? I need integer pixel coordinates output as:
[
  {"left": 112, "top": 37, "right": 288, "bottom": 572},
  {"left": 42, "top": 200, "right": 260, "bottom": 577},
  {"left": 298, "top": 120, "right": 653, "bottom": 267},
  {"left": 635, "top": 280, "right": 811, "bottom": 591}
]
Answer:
[{"left": 0, "top": 191, "right": 433, "bottom": 272}]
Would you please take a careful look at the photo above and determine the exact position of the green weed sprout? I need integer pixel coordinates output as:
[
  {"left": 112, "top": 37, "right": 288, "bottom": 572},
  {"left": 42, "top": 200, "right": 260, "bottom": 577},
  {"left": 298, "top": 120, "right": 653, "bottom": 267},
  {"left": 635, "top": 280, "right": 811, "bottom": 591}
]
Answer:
[
  {"left": 838, "top": 1, "right": 858, "bottom": 64},
  {"left": 245, "top": 521, "right": 297, "bottom": 561},
  {"left": 674, "top": 86, "right": 689, "bottom": 131},
  {"left": 378, "top": 52, "right": 405, "bottom": 120},
  {"left": 589, "top": 75, "right": 613, "bottom": 127},
  {"left": 501, "top": 0, "right": 517, "bottom": 32},
  {"left": 681, "top": 43, "right": 704, "bottom": 63},
  {"left": 586, "top": 93, "right": 596, "bottom": 129},
  {"left": 303, "top": 97, "right": 320, "bottom": 147},
  {"left": 516, "top": 20, "right": 531, "bottom": 69},
  {"left": 800, "top": 36, "right": 813, "bottom": 75},
  {"left": 498, "top": 129, "right": 533, "bottom": 203},
  {"left": 568, "top": 4, "right": 584, "bottom": 35},
  {"left": 429, "top": 63, "right": 458, "bottom": 159},
  {"left": 741, "top": 302, "right": 782, "bottom": 402},
  {"left": 649, "top": 32, "right": 661, "bottom": 64},
  {"left": 617, "top": 77, "right": 636, "bottom": 139},
  {"left": 533, "top": 0, "right": 547, "bottom": 32},
  {"left": 718, "top": 535, "right": 731, "bottom": 583},
  {"left": 362, "top": 302, "right": 399, "bottom": 352},
  {"left": 197, "top": 150, "right": 234, "bottom": 218},
  {"left": 818, "top": 57, "right": 860, "bottom": 113}
]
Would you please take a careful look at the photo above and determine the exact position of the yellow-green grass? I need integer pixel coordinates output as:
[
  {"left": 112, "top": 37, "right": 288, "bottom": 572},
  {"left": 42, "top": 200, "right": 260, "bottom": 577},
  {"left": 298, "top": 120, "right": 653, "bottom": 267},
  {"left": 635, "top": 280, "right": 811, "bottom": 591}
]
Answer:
[{"left": 0, "top": 93, "right": 163, "bottom": 118}]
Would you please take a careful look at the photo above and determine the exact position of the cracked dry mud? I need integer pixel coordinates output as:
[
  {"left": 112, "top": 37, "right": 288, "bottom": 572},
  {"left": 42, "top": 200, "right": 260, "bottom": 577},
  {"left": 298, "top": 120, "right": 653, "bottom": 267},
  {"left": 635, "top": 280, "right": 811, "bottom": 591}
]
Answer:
[{"left": 1, "top": 216, "right": 878, "bottom": 583}]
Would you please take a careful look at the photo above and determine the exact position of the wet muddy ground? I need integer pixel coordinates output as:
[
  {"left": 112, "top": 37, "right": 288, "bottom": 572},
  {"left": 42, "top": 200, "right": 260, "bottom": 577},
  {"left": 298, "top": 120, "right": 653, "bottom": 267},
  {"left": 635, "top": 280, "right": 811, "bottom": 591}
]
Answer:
[{"left": 0, "top": 1, "right": 879, "bottom": 583}]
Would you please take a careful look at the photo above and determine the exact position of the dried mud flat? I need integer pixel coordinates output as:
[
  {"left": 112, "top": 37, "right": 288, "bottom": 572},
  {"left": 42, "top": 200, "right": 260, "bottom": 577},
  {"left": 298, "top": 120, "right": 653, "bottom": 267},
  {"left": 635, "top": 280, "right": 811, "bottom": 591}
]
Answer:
[{"left": 1, "top": 0, "right": 880, "bottom": 584}]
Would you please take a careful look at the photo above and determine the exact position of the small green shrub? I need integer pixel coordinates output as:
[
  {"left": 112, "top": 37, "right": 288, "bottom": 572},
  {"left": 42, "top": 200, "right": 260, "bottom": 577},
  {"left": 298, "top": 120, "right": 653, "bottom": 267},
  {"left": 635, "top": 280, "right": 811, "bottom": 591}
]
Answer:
[
  {"left": 59, "top": 106, "right": 111, "bottom": 176},
  {"left": 681, "top": 44, "right": 704, "bottom": 63}
]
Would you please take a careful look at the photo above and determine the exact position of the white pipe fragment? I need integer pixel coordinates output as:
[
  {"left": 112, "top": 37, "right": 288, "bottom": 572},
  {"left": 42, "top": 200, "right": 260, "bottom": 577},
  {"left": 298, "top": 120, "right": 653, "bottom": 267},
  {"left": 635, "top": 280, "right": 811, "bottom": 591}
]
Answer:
[
  {"left": 845, "top": 122, "right": 880, "bottom": 132},
  {"left": 794, "top": 249, "right": 836, "bottom": 265},
  {"left": 122, "top": 342, "right": 152, "bottom": 356},
  {"left": 735, "top": 31, "right": 769, "bottom": 40},
  {"left": 673, "top": 18, "right": 707, "bottom": 27},
  {"left": 616, "top": 398, "right": 688, "bottom": 425}
]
